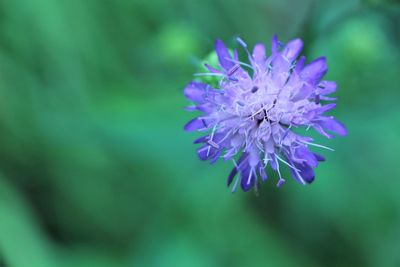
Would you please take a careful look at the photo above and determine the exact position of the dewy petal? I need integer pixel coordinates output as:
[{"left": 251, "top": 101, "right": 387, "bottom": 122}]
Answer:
[
  {"left": 215, "top": 39, "right": 235, "bottom": 70},
  {"left": 184, "top": 117, "right": 207, "bottom": 131},
  {"left": 301, "top": 57, "right": 328, "bottom": 84},
  {"left": 318, "top": 117, "right": 348, "bottom": 136},
  {"left": 282, "top": 38, "right": 303, "bottom": 61}
]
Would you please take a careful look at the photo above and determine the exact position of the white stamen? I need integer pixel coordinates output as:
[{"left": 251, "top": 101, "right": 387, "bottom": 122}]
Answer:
[
  {"left": 231, "top": 175, "right": 240, "bottom": 193},
  {"left": 275, "top": 156, "right": 283, "bottom": 185},
  {"left": 236, "top": 37, "right": 247, "bottom": 48},
  {"left": 207, "top": 125, "right": 218, "bottom": 157},
  {"left": 291, "top": 164, "right": 306, "bottom": 185},
  {"left": 194, "top": 73, "right": 224, "bottom": 77},
  {"left": 275, "top": 154, "right": 300, "bottom": 172},
  {"left": 224, "top": 57, "right": 253, "bottom": 70},
  {"left": 247, "top": 167, "right": 253, "bottom": 185},
  {"left": 207, "top": 140, "right": 220, "bottom": 149},
  {"left": 301, "top": 141, "right": 334, "bottom": 151}
]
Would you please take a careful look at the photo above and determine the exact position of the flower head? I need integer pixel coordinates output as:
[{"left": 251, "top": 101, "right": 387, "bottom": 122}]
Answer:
[{"left": 184, "top": 35, "right": 347, "bottom": 192}]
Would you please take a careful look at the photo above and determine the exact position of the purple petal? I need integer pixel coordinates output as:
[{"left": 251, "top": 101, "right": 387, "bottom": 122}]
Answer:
[
  {"left": 193, "top": 135, "right": 208, "bottom": 144},
  {"left": 301, "top": 57, "right": 328, "bottom": 84},
  {"left": 258, "top": 166, "right": 268, "bottom": 181},
  {"left": 290, "top": 162, "right": 315, "bottom": 184},
  {"left": 184, "top": 118, "right": 206, "bottom": 131},
  {"left": 314, "top": 103, "right": 337, "bottom": 114},
  {"left": 270, "top": 154, "right": 278, "bottom": 170},
  {"left": 240, "top": 165, "right": 255, "bottom": 192},
  {"left": 233, "top": 49, "right": 239, "bottom": 61},
  {"left": 318, "top": 81, "right": 337, "bottom": 95},
  {"left": 215, "top": 39, "right": 235, "bottom": 70},
  {"left": 297, "top": 163, "right": 315, "bottom": 183},
  {"left": 313, "top": 124, "right": 334, "bottom": 139},
  {"left": 227, "top": 166, "right": 239, "bottom": 186},
  {"left": 313, "top": 153, "right": 326, "bottom": 162},
  {"left": 204, "top": 63, "right": 221, "bottom": 74},
  {"left": 318, "top": 117, "right": 347, "bottom": 136},
  {"left": 292, "top": 83, "right": 314, "bottom": 101},
  {"left": 295, "top": 146, "right": 318, "bottom": 167},
  {"left": 210, "top": 150, "right": 222, "bottom": 164},
  {"left": 184, "top": 105, "right": 197, "bottom": 112},
  {"left": 294, "top": 56, "right": 306, "bottom": 73},
  {"left": 184, "top": 82, "right": 208, "bottom": 103},
  {"left": 227, "top": 154, "right": 248, "bottom": 186},
  {"left": 252, "top": 43, "right": 266, "bottom": 64},
  {"left": 271, "top": 34, "right": 279, "bottom": 54},
  {"left": 282, "top": 38, "right": 303, "bottom": 61},
  {"left": 197, "top": 145, "right": 220, "bottom": 161}
]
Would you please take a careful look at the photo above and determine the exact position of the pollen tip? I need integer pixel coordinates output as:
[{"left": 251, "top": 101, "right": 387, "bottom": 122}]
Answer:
[
  {"left": 251, "top": 86, "right": 259, "bottom": 93},
  {"left": 236, "top": 37, "right": 247, "bottom": 48},
  {"left": 277, "top": 178, "right": 285, "bottom": 188}
]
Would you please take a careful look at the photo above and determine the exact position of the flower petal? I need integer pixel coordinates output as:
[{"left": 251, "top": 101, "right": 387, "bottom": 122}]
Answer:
[
  {"left": 227, "top": 167, "right": 238, "bottom": 187},
  {"left": 240, "top": 165, "right": 255, "bottom": 192},
  {"left": 313, "top": 153, "right": 325, "bottom": 162},
  {"left": 197, "top": 145, "right": 219, "bottom": 161},
  {"left": 294, "top": 56, "right": 306, "bottom": 73},
  {"left": 193, "top": 135, "right": 208, "bottom": 144},
  {"left": 271, "top": 34, "right": 279, "bottom": 54},
  {"left": 184, "top": 82, "right": 208, "bottom": 103},
  {"left": 252, "top": 43, "right": 266, "bottom": 66},
  {"left": 227, "top": 154, "right": 248, "bottom": 186},
  {"left": 290, "top": 161, "right": 315, "bottom": 184},
  {"left": 301, "top": 57, "right": 328, "bottom": 84},
  {"left": 215, "top": 39, "right": 235, "bottom": 70},
  {"left": 314, "top": 103, "right": 337, "bottom": 114},
  {"left": 184, "top": 117, "right": 207, "bottom": 131},
  {"left": 259, "top": 165, "right": 268, "bottom": 181},
  {"left": 318, "top": 80, "right": 337, "bottom": 95},
  {"left": 296, "top": 163, "right": 315, "bottom": 183},
  {"left": 318, "top": 117, "right": 348, "bottom": 136},
  {"left": 282, "top": 38, "right": 303, "bottom": 61},
  {"left": 295, "top": 146, "right": 318, "bottom": 167}
]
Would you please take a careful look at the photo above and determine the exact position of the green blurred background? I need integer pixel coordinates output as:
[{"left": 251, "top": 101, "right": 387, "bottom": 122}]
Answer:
[{"left": 0, "top": 0, "right": 399, "bottom": 266}]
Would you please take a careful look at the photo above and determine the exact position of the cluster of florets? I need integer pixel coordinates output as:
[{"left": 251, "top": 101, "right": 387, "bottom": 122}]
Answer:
[{"left": 184, "top": 36, "right": 346, "bottom": 192}]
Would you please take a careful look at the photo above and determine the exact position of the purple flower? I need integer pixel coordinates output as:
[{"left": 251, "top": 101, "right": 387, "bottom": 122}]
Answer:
[{"left": 184, "top": 35, "right": 347, "bottom": 192}]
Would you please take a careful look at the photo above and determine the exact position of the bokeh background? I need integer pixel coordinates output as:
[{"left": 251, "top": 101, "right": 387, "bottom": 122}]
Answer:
[{"left": 0, "top": 0, "right": 399, "bottom": 266}]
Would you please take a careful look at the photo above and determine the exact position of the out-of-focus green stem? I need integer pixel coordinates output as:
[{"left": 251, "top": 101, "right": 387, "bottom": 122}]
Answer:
[{"left": 0, "top": 175, "right": 55, "bottom": 267}]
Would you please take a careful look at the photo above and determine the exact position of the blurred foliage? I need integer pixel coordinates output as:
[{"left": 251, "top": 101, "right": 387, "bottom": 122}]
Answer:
[{"left": 0, "top": 0, "right": 399, "bottom": 267}]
